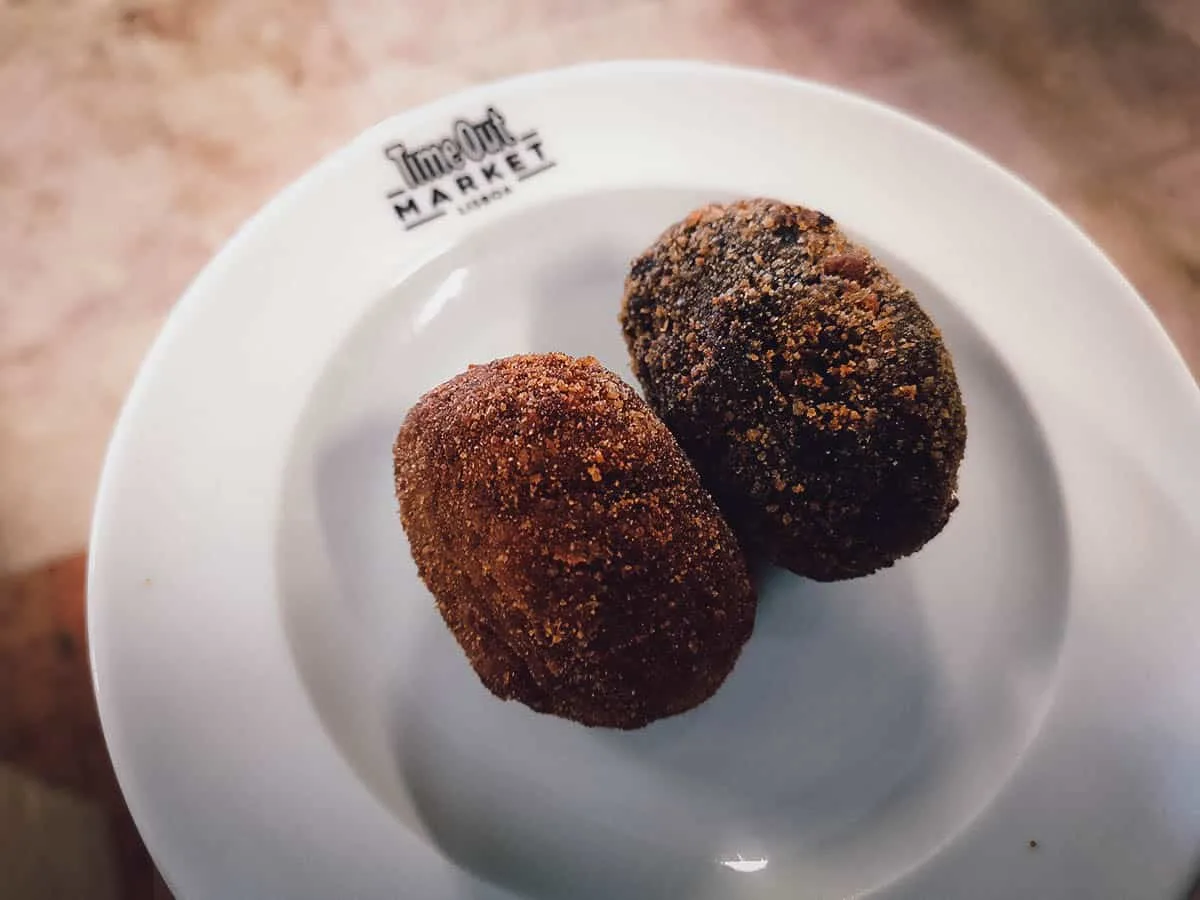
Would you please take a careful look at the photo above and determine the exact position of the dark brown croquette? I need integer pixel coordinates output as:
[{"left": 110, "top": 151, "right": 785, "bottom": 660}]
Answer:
[{"left": 620, "top": 199, "right": 967, "bottom": 581}]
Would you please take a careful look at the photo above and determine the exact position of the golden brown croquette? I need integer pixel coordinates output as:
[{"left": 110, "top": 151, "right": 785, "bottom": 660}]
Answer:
[{"left": 393, "top": 353, "right": 756, "bottom": 729}]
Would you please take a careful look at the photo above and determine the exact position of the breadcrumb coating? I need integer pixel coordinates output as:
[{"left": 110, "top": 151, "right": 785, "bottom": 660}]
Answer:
[
  {"left": 620, "top": 199, "right": 967, "bottom": 581},
  {"left": 394, "top": 353, "right": 756, "bottom": 728}
]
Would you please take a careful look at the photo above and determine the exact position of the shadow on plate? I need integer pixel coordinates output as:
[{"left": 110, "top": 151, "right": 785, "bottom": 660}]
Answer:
[{"left": 389, "top": 566, "right": 942, "bottom": 900}]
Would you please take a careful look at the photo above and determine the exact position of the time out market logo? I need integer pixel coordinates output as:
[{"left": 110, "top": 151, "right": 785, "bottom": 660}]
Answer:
[{"left": 381, "top": 106, "right": 555, "bottom": 231}]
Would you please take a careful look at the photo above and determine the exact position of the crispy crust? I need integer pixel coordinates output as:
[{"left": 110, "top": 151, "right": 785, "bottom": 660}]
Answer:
[
  {"left": 393, "top": 353, "right": 756, "bottom": 729},
  {"left": 620, "top": 199, "right": 967, "bottom": 580}
]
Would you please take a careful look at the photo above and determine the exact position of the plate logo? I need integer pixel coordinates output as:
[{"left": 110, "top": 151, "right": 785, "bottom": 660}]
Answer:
[{"left": 382, "top": 106, "right": 555, "bottom": 231}]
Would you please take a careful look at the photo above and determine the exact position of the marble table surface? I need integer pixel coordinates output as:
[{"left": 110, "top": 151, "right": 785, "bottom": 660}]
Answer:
[{"left": 1, "top": 0, "right": 1197, "bottom": 897}]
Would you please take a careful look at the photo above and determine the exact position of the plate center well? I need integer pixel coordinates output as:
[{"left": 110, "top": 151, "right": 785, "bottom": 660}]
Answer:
[{"left": 276, "top": 188, "right": 1069, "bottom": 900}]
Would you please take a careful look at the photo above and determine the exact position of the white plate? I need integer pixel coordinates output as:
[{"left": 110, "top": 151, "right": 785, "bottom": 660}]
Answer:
[{"left": 89, "top": 62, "right": 1200, "bottom": 900}]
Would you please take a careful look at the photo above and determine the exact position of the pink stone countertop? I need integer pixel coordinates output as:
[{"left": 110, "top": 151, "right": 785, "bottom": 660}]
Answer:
[{"left": 1, "top": 1, "right": 1198, "bottom": 897}]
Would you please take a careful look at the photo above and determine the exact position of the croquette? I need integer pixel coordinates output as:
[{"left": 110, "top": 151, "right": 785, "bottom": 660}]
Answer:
[
  {"left": 620, "top": 199, "right": 967, "bottom": 581},
  {"left": 393, "top": 353, "right": 756, "bottom": 729}
]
